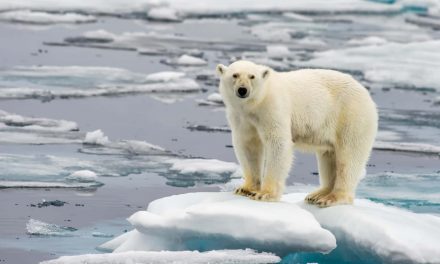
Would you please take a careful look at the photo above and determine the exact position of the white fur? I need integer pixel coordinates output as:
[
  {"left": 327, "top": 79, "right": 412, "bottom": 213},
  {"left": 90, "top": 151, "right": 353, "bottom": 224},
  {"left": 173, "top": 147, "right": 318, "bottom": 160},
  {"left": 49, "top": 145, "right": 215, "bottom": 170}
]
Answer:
[{"left": 216, "top": 60, "right": 378, "bottom": 206}]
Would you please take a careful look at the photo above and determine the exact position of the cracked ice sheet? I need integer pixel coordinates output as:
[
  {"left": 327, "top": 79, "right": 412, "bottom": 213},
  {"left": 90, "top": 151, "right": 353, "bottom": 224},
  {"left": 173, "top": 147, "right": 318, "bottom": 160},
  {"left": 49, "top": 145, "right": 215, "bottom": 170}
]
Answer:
[
  {"left": 41, "top": 249, "right": 280, "bottom": 264},
  {"left": 0, "top": 66, "right": 201, "bottom": 101}
]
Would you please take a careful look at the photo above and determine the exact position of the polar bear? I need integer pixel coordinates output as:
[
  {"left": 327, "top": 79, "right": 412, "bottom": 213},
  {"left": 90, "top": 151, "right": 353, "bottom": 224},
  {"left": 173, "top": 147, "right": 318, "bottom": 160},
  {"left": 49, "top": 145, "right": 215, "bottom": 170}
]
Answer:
[{"left": 216, "top": 60, "right": 377, "bottom": 207}]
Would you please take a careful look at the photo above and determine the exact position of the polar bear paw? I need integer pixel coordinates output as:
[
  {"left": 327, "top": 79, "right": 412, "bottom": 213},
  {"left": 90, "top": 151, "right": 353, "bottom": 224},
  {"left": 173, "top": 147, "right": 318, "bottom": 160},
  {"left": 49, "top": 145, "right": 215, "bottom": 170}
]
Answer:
[
  {"left": 315, "top": 191, "right": 353, "bottom": 207},
  {"left": 305, "top": 188, "right": 332, "bottom": 204},
  {"left": 248, "top": 191, "right": 280, "bottom": 202},
  {"left": 234, "top": 186, "right": 254, "bottom": 197}
]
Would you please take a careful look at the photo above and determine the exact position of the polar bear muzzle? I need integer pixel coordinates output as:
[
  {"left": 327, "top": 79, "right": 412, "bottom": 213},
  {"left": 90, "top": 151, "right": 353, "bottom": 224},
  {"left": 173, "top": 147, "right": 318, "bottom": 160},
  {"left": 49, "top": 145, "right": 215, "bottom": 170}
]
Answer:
[{"left": 236, "top": 86, "right": 249, "bottom": 98}]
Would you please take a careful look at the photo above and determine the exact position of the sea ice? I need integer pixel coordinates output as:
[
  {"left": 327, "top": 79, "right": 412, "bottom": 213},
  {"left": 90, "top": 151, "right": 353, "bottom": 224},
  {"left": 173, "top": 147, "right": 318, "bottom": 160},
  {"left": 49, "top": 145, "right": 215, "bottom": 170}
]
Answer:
[
  {"left": 0, "top": 10, "right": 96, "bottom": 24},
  {"left": 100, "top": 191, "right": 440, "bottom": 263},
  {"left": 41, "top": 249, "right": 281, "bottom": 264},
  {"left": 0, "top": 66, "right": 201, "bottom": 100},
  {"left": 196, "top": 93, "right": 225, "bottom": 106},
  {"left": 283, "top": 193, "right": 440, "bottom": 264},
  {"left": 100, "top": 192, "right": 336, "bottom": 255},
  {"left": 296, "top": 40, "right": 440, "bottom": 91}
]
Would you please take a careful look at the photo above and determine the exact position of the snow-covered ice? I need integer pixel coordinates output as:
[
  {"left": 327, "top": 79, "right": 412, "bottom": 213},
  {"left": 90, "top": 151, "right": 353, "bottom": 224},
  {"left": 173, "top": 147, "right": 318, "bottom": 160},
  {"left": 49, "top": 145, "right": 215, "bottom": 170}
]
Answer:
[
  {"left": 196, "top": 92, "right": 225, "bottom": 106},
  {"left": 26, "top": 219, "right": 77, "bottom": 236},
  {"left": 101, "top": 192, "right": 336, "bottom": 255},
  {"left": 0, "top": 10, "right": 96, "bottom": 24},
  {"left": 99, "top": 191, "right": 440, "bottom": 263},
  {"left": 284, "top": 193, "right": 440, "bottom": 264},
  {"left": 41, "top": 249, "right": 281, "bottom": 264}
]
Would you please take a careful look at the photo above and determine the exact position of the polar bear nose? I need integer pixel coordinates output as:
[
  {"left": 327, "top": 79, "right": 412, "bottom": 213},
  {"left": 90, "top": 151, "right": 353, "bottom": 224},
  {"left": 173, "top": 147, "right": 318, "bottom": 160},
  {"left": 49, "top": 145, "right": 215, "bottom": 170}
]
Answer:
[{"left": 237, "top": 87, "right": 248, "bottom": 98}]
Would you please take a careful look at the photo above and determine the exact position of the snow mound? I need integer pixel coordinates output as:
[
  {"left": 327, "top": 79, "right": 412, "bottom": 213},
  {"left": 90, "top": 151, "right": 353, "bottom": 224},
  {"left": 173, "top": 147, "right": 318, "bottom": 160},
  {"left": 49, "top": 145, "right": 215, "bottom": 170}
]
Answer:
[
  {"left": 283, "top": 193, "right": 440, "bottom": 264},
  {"left": 0, "top": 10, "right": 96, "bottom": 24},
  {"left": 100, "top": 192, "right": 336, "bottom": 255},
  {"left": 41, "top": 249, "right": 280, "bottom": 264}
]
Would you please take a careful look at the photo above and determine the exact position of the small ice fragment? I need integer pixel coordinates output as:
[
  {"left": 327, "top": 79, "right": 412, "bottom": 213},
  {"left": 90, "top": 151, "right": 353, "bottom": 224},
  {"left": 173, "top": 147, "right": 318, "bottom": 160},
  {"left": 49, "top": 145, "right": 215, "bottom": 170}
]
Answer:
[
  {"left": 147, "top": 7, "right": 181, "bottom": 22},
  {"left": 174, "top": 55, "right": 207, "bottom": 66},
  {"left": 266, "top": 45, "right": 290, "bottom": 58},
  {"left": 145, "top": 71, "right": 185, "bottom": 82},
  {"left": 26, "top": 219, "right": 77, "bottom": 236},
  {"left": 92, "top": 232, "right": 114, "bottom": 238},
  {"left": 67, "top": 170, "right": 98, "bottom": 182},
  {"left": 84, "top": 130, "right": 110, "bottom": 145}
]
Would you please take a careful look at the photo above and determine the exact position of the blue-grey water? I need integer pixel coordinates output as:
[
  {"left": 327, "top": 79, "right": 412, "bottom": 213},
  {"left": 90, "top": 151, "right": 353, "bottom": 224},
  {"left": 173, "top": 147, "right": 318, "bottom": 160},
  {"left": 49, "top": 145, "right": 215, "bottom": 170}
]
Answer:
[{"left": 0, "top": 2, "right": 439, "bottom": 263}]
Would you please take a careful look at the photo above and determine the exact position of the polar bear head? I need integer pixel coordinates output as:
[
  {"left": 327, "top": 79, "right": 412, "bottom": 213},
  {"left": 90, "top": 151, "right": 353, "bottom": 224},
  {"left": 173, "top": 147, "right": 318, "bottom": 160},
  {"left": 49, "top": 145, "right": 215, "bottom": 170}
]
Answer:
[{"left": 216, "top": 60, "right": 270, "bottom": 104}]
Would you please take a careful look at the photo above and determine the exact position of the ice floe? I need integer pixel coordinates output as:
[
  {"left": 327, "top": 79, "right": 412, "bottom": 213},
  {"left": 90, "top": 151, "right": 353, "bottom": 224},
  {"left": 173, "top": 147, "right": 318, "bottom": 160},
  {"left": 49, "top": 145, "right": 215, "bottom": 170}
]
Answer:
[
  {"left": 147, "top": 7, "right": 182, "bottom": 22},
  {"left": 0, "top": 10, "right": 96, "bottom": 24},
  {"left": 83, "top": 130, "right": 110, "bottom": 145},
  {"left": 41, "top": 249, "right": 280, "bottom": 264},
  {"left": 100, "top": 191, "right": 440, "bottom": 263},
  {"left": 0, "top": 110, "right": 78, "bottom": 132},
  {"left": 26, "top": 219, "right": 77, "bottom": 236},
  {"left": 66, "top": 170, "right": 98, "bottom": 182},
  {"left": 0, "top": 66, "right": 201, "bottom": 100},
  {"left": 164, "top": 54, "right": 208, "bottom": 66},
  {"left": 196, "top": 93, "right": 225, "bottom": 106},
  {"left": 296, "top": 40, "right": 440, "bottom": 91},
  {"left": 101, "top": 192, "right": 336, "bottom": 255}
]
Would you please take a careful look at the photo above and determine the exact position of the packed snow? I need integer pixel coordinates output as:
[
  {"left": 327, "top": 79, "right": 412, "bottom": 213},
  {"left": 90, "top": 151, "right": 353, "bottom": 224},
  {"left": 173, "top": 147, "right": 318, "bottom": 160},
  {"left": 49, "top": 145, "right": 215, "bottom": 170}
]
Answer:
[
  {"left": 0, "top": 66, "right": 201, "bottom": 100},
  {"left": 41, "top": 249, "right": 281, "bottom": 264},
  {"left": 101, "top": 192, "right": 336, "bottom": 255},
  {"left": 0, "top": 10, "right": 96, "bottom": 24}
]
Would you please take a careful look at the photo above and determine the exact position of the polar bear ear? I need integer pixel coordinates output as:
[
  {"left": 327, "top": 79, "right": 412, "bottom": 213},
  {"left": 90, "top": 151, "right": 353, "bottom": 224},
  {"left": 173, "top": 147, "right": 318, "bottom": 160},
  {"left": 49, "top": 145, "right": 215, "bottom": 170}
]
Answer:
[
  {"left": 216, "top": 64, "right": 227, "bottom": 76},
  {"left": 262, "top": 68, "right": 270, "bottom": 79}
]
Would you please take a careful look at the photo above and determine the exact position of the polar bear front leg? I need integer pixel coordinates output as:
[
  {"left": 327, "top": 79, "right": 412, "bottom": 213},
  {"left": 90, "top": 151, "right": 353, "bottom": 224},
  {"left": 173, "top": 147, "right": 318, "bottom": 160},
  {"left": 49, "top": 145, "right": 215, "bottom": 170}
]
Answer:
[
  {"left": 305, "top": 151, "right": 336, "bottom": 204},
  {"left": 250, "top": 134, "right": 293, "bottom": 202},
  {"left": 232, "top": 130, "right": 263, "bottom": 197}
]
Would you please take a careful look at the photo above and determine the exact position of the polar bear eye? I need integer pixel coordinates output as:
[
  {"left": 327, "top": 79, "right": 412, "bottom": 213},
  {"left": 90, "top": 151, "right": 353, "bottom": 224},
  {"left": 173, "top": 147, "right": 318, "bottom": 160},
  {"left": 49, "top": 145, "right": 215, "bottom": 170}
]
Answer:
[
  {"left": 249, "top": 74, "right": 255, "bottom": 79},
  {"left": 232, "top": 73, "right": 239, "bottom": 78}
]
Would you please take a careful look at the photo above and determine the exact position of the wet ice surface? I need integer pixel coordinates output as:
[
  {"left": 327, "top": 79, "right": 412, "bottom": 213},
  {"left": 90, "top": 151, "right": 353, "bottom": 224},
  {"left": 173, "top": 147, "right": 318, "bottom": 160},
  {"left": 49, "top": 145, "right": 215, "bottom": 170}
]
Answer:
[{"left": 0, "top": 1, "right": 440, "bottom": 264}]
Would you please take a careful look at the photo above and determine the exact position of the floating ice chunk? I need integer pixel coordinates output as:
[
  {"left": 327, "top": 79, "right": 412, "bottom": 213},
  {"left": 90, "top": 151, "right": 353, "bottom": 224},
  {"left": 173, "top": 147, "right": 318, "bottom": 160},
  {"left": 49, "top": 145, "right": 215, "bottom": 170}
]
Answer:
[
  {"left": 84, "top": 130, "right": 110, "bottom": 145},
  {"left": 297, "top": 40, "right": 440, "bottom": 91},
  {"left": 282, "top": 12, "right": 314, "bottom": 21},
  {"left": 196, "top": 92, "right": 224, "bottom": 106},
  {"left": 283, "top": 193, "right": 440, "bottom": 264},
  {"left": 102, "top": 192, "right": 336, "bottom": 255},
  {"left": 0, "top": 66, "right": 201, "bottom": 100},
  {"left": 434, "top": 96, "right": 440, "bottom": 105},
  {"left": 26, "top": 219, "right": 77, "bottom": 236},
  {"left": 147, "top": 7, "right": 181, "bottom": 22},
  {"left": 145, "top": 71, "right": 186, "bottom": 82},
  {"left": 167, "top": 55, "right": 208, "bottom": 66},
  {"left": 66, "top": 170, "right": 98, "bottom": 182},
  {"left": 92, "top": 232, "right": 114, "bottom": 238},
  {"left": 347, "top": 36, "right": 388, "bottom": 46},
  {"left": 0, "top": 181, "right": 102, "bottom": 189},
  {"left": 41, "top": 249, "right": 280, "bottom": 264},
  {"left": 266, "top": 45, "right": 290, "bottom": 58},
  {"left": 165, "top": 158, "right": 239, "bottom": 177},
  {"left": 374, "top": 141, "right": 440, "bottom": 155},
  {"left": 186, "top": 124, "right": 231, "bottom": 133},
  {"left": 0, "top": 10, "right": 96, "bottom": 24},
  {"left": 0, "top": 110, "right": 78, "bottom": 132}
]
